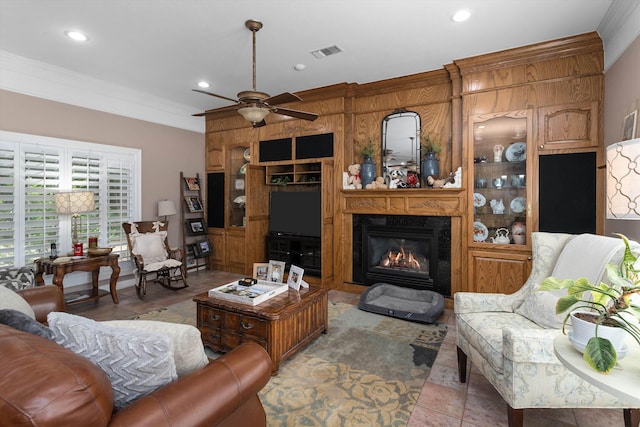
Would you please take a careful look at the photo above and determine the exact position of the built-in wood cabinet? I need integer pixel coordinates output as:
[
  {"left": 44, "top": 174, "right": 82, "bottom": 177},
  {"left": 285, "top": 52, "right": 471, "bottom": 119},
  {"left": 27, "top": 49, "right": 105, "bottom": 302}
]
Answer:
[
  {"left": 458, "top": 32, "right": 604, "bottom": 293},
  {"left": 468, "top": 249, "right": 532, "bottom": 294},
  {"left": 537, "top": 101, "right": 599, "bottom": 152},
  {"left": 205, "top": 128, "right": 268, "bottom": 275},
  {"left": 200, "top": 32, "right": 604, "bottom": 300}
]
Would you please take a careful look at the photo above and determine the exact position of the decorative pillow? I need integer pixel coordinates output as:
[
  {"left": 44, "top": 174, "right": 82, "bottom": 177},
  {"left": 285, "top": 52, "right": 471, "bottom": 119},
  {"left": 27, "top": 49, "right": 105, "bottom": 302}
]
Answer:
[
  {"left": 47, "top": 312, "right": 177, "bottom": 410},
  {"left": 131, "top": 231, "right": 168, "bottom": 264},
  {"left": 103, "top": 320, "right": 209, "bottom": 376},
  {"left": 0, "top": 309, "right": 54, "bottom": 339},
  {"left": 514, "top": 287, "right": 567, "bottom": 329},
  {"left": 0, "top": 286, "right": 36, "bottom": 319},
  {"left": 0, "top": 267, "right": 35, "bottom": 291}
]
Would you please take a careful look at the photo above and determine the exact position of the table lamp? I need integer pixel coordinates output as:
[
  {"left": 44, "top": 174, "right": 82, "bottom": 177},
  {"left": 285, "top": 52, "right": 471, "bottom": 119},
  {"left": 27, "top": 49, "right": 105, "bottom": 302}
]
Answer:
[
  {"left": 158, "top": 199, "right": 177, "bottom": 222},
  {"left": 55, "top": 191, "right": 96, "bottom": 245}
]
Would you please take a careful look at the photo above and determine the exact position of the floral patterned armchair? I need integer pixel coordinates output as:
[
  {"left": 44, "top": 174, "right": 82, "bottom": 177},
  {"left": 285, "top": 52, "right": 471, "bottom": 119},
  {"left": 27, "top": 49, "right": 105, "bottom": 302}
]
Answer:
[{"left": 455, "top": 232, "right": 639, "bottom": 427}]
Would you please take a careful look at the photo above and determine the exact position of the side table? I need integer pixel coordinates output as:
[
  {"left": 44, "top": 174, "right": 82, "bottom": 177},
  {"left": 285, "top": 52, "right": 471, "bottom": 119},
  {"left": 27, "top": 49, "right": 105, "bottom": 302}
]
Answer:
[
  {"left": 34, "top": 254, "right": 120, "bottom": 305},
  {"left": 553, "top": 335, "right": 640, "bottom": 406}
]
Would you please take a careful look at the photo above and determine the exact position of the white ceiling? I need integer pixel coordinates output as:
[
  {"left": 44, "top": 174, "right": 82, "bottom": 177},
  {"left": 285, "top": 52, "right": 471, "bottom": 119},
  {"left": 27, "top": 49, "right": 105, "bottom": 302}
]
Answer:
[{"left": 1, "top": 0, "right": 639, "bottom": 133}]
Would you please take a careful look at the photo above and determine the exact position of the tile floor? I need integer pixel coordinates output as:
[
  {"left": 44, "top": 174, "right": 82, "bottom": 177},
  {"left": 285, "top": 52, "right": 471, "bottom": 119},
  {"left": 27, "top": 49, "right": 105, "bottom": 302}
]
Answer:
[{"left": 68, "top": 269, "right": 626, "bottom": 427}]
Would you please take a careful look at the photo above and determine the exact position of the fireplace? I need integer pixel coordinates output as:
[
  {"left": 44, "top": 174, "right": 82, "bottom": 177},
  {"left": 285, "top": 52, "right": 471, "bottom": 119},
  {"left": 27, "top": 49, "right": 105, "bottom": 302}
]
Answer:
[{"left": 353, "top": 215, "right": 451, "bottom": 296}]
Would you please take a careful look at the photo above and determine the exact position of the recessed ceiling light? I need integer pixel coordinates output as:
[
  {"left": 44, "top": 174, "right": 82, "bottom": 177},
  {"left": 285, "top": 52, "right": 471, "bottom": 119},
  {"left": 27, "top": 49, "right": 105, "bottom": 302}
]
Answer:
[
  {"left": 197, "top": 81, "right": 210, "bottom": 88},
  {"left": 65, "top": 30, "right": 88, "bottom": 42},
  {"left": 452, "top": 10, "right": 471, "bottom": 22},
  {"left": 293, "top": 64, "right": 306, "bottom": 71}
]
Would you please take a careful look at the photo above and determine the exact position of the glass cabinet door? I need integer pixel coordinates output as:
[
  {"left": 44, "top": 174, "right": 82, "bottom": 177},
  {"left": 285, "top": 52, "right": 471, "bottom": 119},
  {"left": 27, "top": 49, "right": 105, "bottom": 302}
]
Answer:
[
  {"left": 471, "top": 111, "right": 531, "bottom": 246},
  {"left": 229, "top": 145, "right": 249, "bottom": 227}
]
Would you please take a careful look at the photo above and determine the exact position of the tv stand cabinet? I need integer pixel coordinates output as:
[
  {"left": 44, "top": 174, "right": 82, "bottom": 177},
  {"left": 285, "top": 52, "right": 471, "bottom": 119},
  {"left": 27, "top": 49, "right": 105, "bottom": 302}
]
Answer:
[{"left": 266, "top": 234, "right": 321, "bottom": 277}]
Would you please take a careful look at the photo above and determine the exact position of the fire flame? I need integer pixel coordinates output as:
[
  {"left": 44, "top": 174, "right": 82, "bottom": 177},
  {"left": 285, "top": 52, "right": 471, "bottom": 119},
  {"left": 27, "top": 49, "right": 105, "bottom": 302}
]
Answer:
[{"left": 379, "top": 247, "right": 421, "bottom": 270}]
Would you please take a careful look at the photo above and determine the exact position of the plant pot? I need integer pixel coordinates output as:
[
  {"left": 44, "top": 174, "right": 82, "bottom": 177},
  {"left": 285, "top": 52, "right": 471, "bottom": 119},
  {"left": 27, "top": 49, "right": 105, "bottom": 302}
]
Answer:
[
  {"left": 421, "top": 153, "right": 439, "bottom": 186},
  {"left": 570, "top": 311, "right": 627, "bottom": 352},
  {"left": 360, "top": 156, "right": 376, "bottom": 188}
]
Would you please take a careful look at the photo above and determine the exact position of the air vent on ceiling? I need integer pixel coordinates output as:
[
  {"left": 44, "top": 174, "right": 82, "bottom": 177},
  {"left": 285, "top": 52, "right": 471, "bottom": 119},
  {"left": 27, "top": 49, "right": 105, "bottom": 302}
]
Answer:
[{"left": 310, "top": 45, "right": 344, "bottom": 59}]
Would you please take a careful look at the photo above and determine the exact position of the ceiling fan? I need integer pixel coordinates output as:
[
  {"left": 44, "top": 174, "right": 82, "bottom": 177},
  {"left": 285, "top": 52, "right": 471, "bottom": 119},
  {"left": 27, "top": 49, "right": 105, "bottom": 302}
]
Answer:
[{"left": 193, "top": 20, "right": 318, "bottom": 127}]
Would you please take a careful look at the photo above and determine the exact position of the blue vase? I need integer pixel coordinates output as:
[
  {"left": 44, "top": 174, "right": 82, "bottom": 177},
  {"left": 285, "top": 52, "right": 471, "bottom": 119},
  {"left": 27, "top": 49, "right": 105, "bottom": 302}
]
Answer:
[
  {"left": 421, "top": 153, "right": 440, "bottom": 186},
  {"left": 360, "top": 157, "right": 376, "bottom": 188}
]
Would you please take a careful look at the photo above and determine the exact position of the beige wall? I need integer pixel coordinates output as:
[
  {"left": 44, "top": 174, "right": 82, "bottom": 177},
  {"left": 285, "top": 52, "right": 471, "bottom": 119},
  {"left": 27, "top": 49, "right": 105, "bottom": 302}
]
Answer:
[
  {"left": 0, "top": 89, "right": 205, "bottom": 248},
  {"left": 604, "top": 35, "right": 640, "bottom": 241}
]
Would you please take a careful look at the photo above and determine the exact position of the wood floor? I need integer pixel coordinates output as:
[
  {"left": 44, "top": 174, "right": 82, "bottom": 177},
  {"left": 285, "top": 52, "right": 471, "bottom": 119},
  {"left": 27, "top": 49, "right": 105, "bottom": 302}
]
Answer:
[{"left": 67, "top": 269, "right": 625, "bottom": 426}]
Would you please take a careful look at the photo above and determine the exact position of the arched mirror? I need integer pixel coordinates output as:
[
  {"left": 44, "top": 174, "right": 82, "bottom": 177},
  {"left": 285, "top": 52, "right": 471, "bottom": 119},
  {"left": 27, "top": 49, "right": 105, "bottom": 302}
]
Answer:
[{"left": 382, "top": 109, "right": 421, "bottom": 182}]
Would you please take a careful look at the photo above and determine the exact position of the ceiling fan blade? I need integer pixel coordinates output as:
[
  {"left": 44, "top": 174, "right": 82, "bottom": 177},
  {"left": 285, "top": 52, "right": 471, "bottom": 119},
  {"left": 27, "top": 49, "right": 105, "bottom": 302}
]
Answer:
[
  {"left": 264, "top": 92, "right": 302, "bottom": 106},
  {"left": 271, "top": 107, "right": 318, "bottom": 121},
  {"left": 192, "top": 89, "right": 239, "bottom": 104},
  {"left": 252, "top": 119, "right": 267, "bottom": 128},
  {"left": 192, "top": 103, "right": 242, "bottom": 117}
]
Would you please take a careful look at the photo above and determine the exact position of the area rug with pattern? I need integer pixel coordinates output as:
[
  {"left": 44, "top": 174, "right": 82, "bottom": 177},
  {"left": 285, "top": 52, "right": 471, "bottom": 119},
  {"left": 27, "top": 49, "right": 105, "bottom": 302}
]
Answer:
[{"left": 135, "top": 299, "right": 448, "bottom": 426}]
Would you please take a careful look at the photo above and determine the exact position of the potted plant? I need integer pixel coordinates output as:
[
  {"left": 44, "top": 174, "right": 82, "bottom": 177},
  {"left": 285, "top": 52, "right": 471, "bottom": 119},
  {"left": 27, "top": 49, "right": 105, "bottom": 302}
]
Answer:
[
  {"left": 356, "top": 137, "right": 377, "bottom": 188},
  {"left": 421, "top": 134, "right": 442, "bottom": 185},
  {"left": 538, "top": 234, "right": 640, "bottom": 373}
]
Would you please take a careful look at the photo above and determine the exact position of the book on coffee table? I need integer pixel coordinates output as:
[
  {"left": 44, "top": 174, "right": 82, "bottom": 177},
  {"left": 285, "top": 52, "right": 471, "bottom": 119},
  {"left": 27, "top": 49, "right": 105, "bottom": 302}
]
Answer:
[{"left": 208, "top": 280, "right": 288, "bottom": 305}]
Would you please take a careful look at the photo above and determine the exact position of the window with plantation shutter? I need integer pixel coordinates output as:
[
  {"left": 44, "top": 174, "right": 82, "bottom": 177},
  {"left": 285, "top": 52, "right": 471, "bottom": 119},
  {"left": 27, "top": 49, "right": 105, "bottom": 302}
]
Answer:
[
  {"left": 23, "top": 148, "right": 61, "bottom": 265},
  {"left": 0, "top": 131, "right": 141, "bottom": 268}
]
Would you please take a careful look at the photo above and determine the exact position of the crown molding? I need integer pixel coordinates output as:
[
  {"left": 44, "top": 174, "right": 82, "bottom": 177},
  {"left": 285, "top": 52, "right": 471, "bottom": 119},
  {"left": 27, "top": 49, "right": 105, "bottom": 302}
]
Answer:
[
  {"left": 599, "top": 1, "right": 640, "bottom": 71},
  {"left": 0, "top": 51, "right": 204, "bottom": 133}
]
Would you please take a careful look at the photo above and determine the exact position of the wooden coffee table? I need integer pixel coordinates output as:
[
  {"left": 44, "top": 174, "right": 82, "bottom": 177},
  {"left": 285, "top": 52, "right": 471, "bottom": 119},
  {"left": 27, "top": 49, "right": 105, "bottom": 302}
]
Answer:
[{"left": 194, "top": 284, "right": 328, "bottom": 375}]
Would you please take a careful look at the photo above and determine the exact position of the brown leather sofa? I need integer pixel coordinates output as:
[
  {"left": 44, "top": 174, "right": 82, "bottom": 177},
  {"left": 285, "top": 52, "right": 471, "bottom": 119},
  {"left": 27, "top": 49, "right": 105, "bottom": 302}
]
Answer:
[{"left": 0, "top": 286, "right": 272, "bottom": 427}]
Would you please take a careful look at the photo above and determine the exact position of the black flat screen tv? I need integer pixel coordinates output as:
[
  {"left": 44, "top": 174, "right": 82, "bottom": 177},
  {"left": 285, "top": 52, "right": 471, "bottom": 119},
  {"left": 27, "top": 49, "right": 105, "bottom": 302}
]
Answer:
[{"left": 269, "top": 191, "right": 321, "bottom": 238}]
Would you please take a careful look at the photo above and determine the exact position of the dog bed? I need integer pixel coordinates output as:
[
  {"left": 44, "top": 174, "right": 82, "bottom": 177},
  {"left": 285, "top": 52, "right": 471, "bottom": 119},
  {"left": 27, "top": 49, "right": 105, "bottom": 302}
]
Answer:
[{"left": 357, "top": 283, "right": 445, "bottom": 324}]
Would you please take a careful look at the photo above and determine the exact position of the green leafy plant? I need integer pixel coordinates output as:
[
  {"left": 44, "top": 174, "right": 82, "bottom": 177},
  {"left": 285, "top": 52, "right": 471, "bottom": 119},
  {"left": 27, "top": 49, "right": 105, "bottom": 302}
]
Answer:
[
  {"left": 357, "top": 137, "right": 376, "bottom": 159},
  {"left": 421, "top": 134, "right": 442, "bottom": 156},
  {"left": 538, "top": 233, "right": 640, "bottom": 373}
]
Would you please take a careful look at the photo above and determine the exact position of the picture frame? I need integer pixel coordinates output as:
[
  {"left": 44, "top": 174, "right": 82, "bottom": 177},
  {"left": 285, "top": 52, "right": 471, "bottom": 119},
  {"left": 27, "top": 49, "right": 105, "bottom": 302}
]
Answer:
[
  {"left": 186, "top": 218, "right": 206, "bottom": 235},
  {"left": 234, "top": 178, "right": 245, "bottom": 190},
  {"left": 183, "top": 176, "right": 200, "bottom": 191},
  {"left": 252, "top": 262, "right": 269, "bottom": 281},
  {"left": 267, "top": 260, "right": 286, "bottom": 283},
  {"left": 623, "top": 110, "right": 637, "bottom": 141},
  {"left": 185, "top": 196, "right": 204, "bottom": 213},
  {"left": 287, "top": 264, "right": 304, "bottom": 291},
  {"left": 193, "top": 239, "right": 212, "bottom": 258}
]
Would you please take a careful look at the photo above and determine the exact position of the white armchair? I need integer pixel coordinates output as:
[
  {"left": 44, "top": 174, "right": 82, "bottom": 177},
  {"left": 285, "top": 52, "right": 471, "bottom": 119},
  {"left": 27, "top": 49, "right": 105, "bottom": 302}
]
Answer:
[{"left": 455, "top": 232, "right": 639, "bottom": 427}]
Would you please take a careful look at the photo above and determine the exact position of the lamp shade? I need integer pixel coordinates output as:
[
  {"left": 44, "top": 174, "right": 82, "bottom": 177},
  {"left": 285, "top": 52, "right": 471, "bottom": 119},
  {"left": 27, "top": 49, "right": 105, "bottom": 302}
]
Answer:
[
  {"left": 606, "top": 137, "right": 640, "bottom": 219},
  {"left": 238, "top": 105, "right": 270, "bottom": 123},
  {"left": 55, "top": 191, "right": 95, "bottom": 215},
  {"left": 158, "top": 200, "right": 177, "bottom": 217}
]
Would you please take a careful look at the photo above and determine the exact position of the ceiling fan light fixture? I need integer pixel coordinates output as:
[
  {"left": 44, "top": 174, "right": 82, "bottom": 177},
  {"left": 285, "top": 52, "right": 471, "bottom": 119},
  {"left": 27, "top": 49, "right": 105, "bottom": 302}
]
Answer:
[{"left": 238, "top": 105, "right": 269, "bottom": 123}]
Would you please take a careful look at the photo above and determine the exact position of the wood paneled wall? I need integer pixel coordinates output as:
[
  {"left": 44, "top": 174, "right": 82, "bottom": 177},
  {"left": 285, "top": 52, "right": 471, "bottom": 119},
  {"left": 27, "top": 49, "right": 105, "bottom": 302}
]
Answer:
[{"left": 203, "top": 32, "right": 604, "bottom": 299}]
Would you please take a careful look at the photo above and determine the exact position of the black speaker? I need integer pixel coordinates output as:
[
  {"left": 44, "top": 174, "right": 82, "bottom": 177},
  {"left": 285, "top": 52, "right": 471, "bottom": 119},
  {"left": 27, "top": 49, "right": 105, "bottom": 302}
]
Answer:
[
  {"left": 207, "top": 172, "right": 225, "bottom": 228},
  {"left": 539, "top": 152, "right": 596, "bottom": 234},
  {"left": 259, "top": 138, "right": 292, "bottom": 162},
  {"left": 296, "top": 133, "right": 334, "bottom": 159}
]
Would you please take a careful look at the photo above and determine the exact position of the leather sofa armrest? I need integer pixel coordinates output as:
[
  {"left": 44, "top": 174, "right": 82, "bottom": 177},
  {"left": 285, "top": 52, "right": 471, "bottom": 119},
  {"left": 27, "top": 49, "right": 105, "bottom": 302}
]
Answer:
[
  {"left": 109, "top": 342, "right": 272, "bottom": 427},
  {"left": 17, "top": 285, "right": 65, "bottom": 323}
]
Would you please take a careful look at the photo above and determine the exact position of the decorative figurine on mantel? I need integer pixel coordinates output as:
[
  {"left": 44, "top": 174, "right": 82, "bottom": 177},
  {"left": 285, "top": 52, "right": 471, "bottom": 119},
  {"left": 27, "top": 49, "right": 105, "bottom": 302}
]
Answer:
[
  {"left": 365, "top": 176, "right": 388, "bottom": 189},
  {"left": 343, "top": 164, "right": 363, "bottom": 189},
  {"left": 443, "top": 167, "right": 462, "bottom": 188}
]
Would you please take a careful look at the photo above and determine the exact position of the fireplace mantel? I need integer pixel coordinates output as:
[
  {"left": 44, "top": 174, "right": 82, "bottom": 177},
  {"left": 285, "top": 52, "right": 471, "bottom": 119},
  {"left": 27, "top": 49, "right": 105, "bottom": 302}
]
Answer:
[
  {"left": 341, "top": 189, "right": 466, "bottom": 217},
  {"left": 338, "top": 189, "right": 465, "bottom": 302}
]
